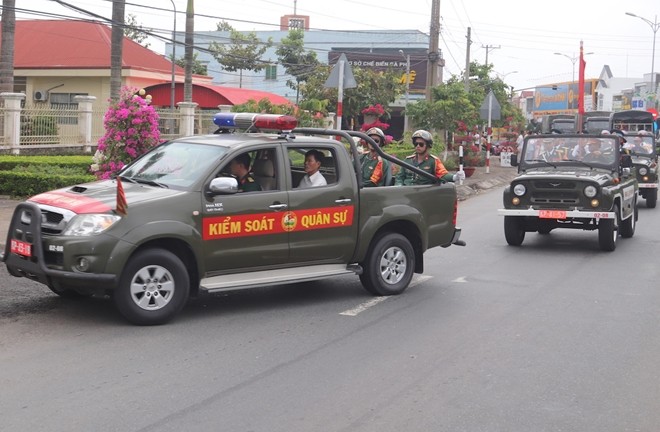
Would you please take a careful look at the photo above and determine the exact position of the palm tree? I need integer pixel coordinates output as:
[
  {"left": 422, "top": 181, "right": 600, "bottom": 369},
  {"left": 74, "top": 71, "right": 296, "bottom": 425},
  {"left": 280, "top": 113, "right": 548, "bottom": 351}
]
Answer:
[
  {"left": 184, "top": 0, "right": 194, "bottom": 102},
  {"left": 110, "top": 0, "right": 126, "bottom": 101},
  {"left": 0, "top": 0, "right": 16, "bottom": 93}
]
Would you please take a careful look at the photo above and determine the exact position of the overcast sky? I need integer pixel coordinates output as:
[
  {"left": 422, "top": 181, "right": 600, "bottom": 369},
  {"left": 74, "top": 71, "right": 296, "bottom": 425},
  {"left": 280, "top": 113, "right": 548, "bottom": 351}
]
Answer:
[{"left": 16, "top": 0, "right": 660, "bottom": 91}]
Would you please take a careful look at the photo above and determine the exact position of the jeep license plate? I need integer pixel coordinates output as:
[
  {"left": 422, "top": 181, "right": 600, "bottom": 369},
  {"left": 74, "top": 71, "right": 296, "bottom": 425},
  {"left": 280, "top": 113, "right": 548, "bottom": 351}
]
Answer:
[
  {"left": 10, "top": 239, "right": 32, "bottom": 257},
  {"left": 539, "top": 210, "right": 566, "bottom": 219}
]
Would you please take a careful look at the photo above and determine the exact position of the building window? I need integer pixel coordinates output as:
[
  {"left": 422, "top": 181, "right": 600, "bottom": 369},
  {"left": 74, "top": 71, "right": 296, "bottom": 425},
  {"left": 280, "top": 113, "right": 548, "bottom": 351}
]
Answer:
[
  {"left": 50, "top": 93, "right": 87, "bottom": 124},
  {"left": 265, "top": 65, "right": 277, "bottom": 80},
  {"left": 288, "top": 18, "right": 305, "bottom": 30}
]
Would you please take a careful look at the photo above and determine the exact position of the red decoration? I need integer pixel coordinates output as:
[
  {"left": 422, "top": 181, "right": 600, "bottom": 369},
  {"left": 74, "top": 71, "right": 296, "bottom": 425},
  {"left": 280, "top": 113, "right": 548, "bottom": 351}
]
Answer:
[{"left": 116, "top": 178, "right": 127, "bottom": 216}]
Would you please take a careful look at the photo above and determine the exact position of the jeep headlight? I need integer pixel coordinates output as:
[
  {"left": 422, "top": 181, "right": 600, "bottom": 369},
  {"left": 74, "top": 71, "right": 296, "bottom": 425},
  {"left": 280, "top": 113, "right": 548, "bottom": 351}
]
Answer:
[
  {"left": 513, "top": 184, "right": 527, "bottom": 196},
  {"left": 62, "top": 214, "right": 121, "bottom": 236},
  {"left": 638, "top": 167, "right": 648, "bottom": 176},
  {"left": 584, "top": 185, "right": 598, "bottom": 198}
]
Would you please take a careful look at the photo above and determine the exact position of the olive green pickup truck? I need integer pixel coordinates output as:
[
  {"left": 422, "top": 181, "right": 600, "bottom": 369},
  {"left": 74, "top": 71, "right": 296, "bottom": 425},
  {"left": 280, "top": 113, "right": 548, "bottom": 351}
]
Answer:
[{"left": 2, "top": 114, "right": 464, "bottom": 325}]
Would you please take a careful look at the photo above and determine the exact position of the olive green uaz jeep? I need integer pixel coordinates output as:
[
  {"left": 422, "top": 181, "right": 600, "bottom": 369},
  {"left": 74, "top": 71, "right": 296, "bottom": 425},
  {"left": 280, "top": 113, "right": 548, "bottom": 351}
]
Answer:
[{"left": 498, "top": 134, "right": 637, "bottom": 251}]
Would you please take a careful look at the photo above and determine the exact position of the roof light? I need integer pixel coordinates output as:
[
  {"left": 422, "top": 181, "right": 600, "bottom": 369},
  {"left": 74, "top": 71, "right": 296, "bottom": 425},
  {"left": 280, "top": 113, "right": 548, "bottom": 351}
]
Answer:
[{"left": 213, "top": 113, "right": 298, "bottom": 131}]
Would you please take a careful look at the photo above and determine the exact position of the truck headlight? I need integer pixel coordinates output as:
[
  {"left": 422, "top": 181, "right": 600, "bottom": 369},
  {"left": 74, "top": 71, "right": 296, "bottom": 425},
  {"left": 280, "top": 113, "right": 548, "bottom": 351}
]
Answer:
[
  {"left": 513, "top": 184, "right": 526, "bottom": 196},
  {"left": 584, "top": 185, "right": 597, "bottom": 198},
  {"left": 62, "top": 214, "right": 121, "bottom": 236},
  {"left": 638, "top": 167, "right": 648, "bottom": 176}
]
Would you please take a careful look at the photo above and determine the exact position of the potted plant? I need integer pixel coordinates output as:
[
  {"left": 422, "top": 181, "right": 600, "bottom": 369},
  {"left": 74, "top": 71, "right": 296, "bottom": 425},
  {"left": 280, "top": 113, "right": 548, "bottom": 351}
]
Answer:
[{"left": 361, "top": 104, "right": 386, "bottom": 125}]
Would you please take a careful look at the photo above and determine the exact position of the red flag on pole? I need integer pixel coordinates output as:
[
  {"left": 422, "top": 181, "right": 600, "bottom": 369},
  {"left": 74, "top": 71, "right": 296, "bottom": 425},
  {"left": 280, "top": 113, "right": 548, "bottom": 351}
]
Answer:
[
  {"left": 116, "top": 177, "right": 127, "bottom": 216},
  {"left": 578, "top": 40, "right": 586, "bottom": 117}
]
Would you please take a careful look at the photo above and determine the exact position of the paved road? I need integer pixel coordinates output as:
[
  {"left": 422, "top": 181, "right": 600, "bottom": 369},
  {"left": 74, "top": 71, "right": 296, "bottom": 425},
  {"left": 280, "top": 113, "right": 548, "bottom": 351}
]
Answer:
[{"left": 3, "top": 184, "right": 660, "bottom": 431}]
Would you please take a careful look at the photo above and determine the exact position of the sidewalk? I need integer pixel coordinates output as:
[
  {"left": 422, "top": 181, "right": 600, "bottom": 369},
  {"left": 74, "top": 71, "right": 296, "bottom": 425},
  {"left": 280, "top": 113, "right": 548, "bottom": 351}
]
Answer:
[
  {"left": 456, "top": 156, "right": 518, "bottom": 201},
  {"left": 0, "top": 157, "right": 518, "bottom": 247}
]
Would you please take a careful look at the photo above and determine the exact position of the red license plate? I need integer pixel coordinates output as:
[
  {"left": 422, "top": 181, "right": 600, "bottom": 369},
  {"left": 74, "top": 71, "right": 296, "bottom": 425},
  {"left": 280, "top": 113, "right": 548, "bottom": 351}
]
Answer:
[
  {"left": 539, "top": 210, "right": 567, "bottom": 219},
  {"left": 10, "top": 239, "right": 32, "bottom": 257}
]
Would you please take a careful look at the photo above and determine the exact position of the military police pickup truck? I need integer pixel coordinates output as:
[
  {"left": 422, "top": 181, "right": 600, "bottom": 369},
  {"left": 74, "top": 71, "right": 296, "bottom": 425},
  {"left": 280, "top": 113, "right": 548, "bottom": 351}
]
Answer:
[
  {"left": 498, "top": 134, "right": 637, "bottom": 252},
  {"left": 2, "top": 113, "right": 464, "bottom": 325}
]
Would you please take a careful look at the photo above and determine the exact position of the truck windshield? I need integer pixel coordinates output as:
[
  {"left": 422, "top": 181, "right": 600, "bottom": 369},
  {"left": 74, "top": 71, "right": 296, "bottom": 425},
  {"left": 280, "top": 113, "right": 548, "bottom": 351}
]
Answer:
[{"left": 120, "top": 141, "right": 227, "bottom": 188}]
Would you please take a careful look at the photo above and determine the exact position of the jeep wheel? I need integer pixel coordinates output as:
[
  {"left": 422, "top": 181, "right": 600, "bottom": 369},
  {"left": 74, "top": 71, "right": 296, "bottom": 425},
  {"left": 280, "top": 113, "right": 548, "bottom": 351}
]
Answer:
[
  {"left": 504, "top": 216, "right": 525, "bottom": 246},
  {"left": 114, "top": 248, "right": 190, "bottom": 325},
  {"left": 360, "top": 233, "right": 415, "bottom": 296},
  {"left": 646, "top": 189, "right": 657, "bottom": 208},
  {"left": 598, "top": 205, "right": 620, "bottom": 252},
  {"left": 620, "top": 200, "right": 637, "bottom": 238}
]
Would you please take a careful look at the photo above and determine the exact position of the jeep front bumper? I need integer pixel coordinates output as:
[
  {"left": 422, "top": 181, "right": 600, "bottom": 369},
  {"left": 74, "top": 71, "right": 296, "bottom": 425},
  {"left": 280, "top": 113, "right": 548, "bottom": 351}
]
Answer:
[{"left": 497, "top": 208, "right": 615, "bottom": 219}]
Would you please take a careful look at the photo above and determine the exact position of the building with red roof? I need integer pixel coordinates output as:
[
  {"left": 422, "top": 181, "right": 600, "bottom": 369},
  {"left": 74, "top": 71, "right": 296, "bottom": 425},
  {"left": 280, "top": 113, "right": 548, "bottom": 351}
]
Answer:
[{"left": 2, "top": 20, "right": 288, "bottom": 109}]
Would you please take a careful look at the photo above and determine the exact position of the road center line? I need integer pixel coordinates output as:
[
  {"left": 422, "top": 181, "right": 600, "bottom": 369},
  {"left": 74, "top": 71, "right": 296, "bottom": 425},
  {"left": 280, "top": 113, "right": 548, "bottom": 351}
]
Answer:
[{"left": 339, "top": 275, "right": 433, "bottom": 316}]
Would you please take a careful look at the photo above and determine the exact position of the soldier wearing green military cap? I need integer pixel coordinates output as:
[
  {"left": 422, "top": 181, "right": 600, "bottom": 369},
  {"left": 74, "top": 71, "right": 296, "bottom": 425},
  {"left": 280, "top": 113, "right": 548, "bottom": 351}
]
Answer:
[{"left": 230, "top": 153, "right": 262, "bottom": 192}]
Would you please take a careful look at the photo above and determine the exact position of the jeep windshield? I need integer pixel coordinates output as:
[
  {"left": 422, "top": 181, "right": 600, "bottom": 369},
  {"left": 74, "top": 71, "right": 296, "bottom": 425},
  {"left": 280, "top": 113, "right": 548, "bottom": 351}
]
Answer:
[
  {"left": 622, "top": 134, "right": 655, "bottom": 157},
  {"left": 119, "top": 141, "right": 228, "bottom": 188},
  {"left": 521, "top": 135, "right": 619, "bottom": 169}
]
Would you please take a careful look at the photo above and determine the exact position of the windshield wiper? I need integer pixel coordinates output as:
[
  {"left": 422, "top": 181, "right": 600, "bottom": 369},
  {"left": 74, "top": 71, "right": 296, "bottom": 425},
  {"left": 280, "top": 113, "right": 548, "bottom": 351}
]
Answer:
[
  {"left": 117, "top": 175, "right": 137, "bottom": 183},
  {"left": 132, "top": 178, "right": 169, "bottom": 188},
  {"left": 564, "top": 159, "right": 596, "bottom": 169},
  {"left": 526, "top": 159, "right": 557, "bottom": 168}
]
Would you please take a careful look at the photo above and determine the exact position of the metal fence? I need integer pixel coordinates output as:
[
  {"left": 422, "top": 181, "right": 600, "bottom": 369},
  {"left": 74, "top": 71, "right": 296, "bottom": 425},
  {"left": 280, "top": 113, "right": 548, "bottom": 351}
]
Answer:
[{"left": 1, "top": 100, "right": 223, "bottom": 154}]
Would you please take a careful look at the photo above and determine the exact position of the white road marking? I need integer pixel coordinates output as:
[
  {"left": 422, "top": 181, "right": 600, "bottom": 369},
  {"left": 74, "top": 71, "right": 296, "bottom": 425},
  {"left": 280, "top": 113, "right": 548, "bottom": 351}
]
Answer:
[
  {"left": 339, "top": 275, "right": 434, "bottom": 316},
  {"left": 452, "top": 276, "right": 468, "bottom": 283}
]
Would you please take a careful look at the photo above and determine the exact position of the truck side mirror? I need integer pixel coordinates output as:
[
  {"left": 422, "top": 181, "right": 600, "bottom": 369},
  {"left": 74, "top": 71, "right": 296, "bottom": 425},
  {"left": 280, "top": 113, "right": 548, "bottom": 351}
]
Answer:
[{"left": 510, "top": 154, "right": 518, "bottom": 167}]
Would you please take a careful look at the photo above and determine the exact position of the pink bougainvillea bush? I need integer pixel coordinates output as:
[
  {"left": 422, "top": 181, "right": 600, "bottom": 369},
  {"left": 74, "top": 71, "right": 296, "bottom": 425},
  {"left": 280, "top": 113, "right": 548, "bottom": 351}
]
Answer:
[{"left": 91, "top": 87, "right": 161, "bottom": 179}]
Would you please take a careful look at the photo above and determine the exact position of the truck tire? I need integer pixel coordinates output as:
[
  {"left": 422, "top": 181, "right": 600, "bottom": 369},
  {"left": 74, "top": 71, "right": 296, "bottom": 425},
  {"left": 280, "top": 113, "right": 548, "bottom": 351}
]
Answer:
[
  {"left": 620, "top": 200, "right": 637, "bottom": 238},
  {"left": 504, "top": 216, "right": 525, "bottom": 246},
  {"left": 598, "top": 205, "right": 619, "bottom": 251},
  {"left": 646, "top": 189, "right": 657, "bottom": 208},
  {"left": 360, "top": 233, "right": 415, "bottom": 296},
  {"left": 114, "top": 248, "right": 190, "bottom": 325}
]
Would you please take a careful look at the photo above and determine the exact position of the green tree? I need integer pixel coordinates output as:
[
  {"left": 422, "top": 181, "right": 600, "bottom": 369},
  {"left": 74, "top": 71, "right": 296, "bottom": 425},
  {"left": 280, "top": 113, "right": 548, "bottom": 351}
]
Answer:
[
  {"left": 124, "top": 13, "right": 151, "bottom": 48},
  {"left": 171, "top": 52, "right": 207, "bottom": 75},
  {"left": 276, "top": 29, "right": 320, "bottom": 103},
  {"left": 209, "top": 24, "right": 272, "bottom": 88},
  {"left": 300, "top": 65, "right": 404, "bottom": 129},
  {"left": 407, "top": 61, "right": 524, "bottom": 138}
]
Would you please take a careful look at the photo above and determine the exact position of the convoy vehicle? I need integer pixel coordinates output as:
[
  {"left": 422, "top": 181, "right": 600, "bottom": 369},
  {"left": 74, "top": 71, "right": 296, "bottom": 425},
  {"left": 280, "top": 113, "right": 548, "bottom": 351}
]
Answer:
[
  {"left": 498, "top": 134, "right": 637, "bottom": 251},
  {"left": 610, "top": 109, "right": 655, "bottom": 134},
  {"left": 1, "top": 113, "right": 464, "bottom": 325},
  {"left": 621, "top": 130, "right": 658, "bottom": 208},
  {"left": 541, "top": 114, "right": 576, "bottom": 134},
  {"left": 582, "top": 111, "right": 612, "bottom": 134}
]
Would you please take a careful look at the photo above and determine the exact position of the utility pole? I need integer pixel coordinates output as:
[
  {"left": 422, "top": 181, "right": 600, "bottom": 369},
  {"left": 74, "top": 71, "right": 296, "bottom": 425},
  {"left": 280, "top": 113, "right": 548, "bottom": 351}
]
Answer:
[
  {"left": 482, "top": 44, "right": 500, "bottom": 67},
  {"left": 426, "top": 0, "right": 440, "bottom": 101},
  {"left": 464, "top": 27, "right": 472, "bottom": 91}
]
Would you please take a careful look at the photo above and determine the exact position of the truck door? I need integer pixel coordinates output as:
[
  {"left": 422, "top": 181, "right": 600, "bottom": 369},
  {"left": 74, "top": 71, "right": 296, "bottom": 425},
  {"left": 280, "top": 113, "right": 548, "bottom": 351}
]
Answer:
[
  {"left": 285, "top": 144, "right": 359, "bottom": 264},
  {"left": 201, "top": 145, "right": 290, "bottom": 272}
]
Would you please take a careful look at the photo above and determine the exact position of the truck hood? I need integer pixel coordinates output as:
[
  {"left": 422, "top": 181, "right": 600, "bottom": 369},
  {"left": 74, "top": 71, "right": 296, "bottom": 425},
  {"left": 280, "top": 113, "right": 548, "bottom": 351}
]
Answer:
[{"left": 29, "top": 179, "right": 185, "bottom": 214}]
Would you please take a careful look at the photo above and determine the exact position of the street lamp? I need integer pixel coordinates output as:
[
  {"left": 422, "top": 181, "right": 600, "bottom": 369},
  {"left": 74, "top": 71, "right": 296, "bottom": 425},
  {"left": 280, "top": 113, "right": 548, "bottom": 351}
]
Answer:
[
  {"left": 626, "top": 12, "right": 659, "bottom": 108},
  {"left": 169, "top": 0, "right": 177, "bottom": 134},
  {"left": 554, "top": 51, "right": 593, "bottom": 83},
  {"left": 399, "top": 50, "right": 410, "bottom": 133}
]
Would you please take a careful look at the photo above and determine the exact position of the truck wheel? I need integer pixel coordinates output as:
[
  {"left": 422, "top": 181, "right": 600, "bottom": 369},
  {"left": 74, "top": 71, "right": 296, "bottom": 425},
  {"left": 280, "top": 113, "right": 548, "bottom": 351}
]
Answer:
[
  {"left": 646, "top": 189, "right": 657, "bottom": 208},
  {"left": 504, "top": 216, "right": 525, "bottom": 246},
  {"left": 598, "top": 205, "right": 619, "bottom": 251},
  {"left": 620, "top": 200, "right": 637, "bottom": 238},
  {"left": 360, "top": 233, "right": 415, "bottom": 296},
  {"left": 114, "top": 249, "right": 190, "bottom": 325}
]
